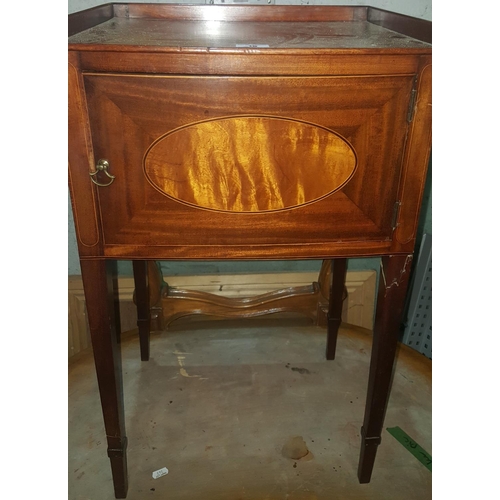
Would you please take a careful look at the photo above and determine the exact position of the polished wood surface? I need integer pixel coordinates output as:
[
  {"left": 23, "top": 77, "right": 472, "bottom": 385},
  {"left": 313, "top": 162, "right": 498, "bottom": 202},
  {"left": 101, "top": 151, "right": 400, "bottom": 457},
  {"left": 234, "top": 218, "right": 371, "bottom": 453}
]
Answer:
[
  {"left": 161, "top": 281, "right": 321, "bottom": 326},
  {"left": 326, "top": 258, "right": 348, "bottom": 361},
  {"left": 367, "top": 6, "right": 432, "bottom": 44},
  {"left": 358, "top": 254, "right": 413, "bottom": 483},
  {"left": 84, "top": 73, "right": 416, "bottom": 258},
  {"left": 68, "top": 4, "right": 430, "bottom": 52},
  {"left": 132, "top": 261, "right": 150, "bottom": 361},
  {"left": 80, "top": 259, "right": 128, "bottom": 498},
  {"left": 68, "top": 2, "right": 113, "bottom": 37},
  {"left": 68, "top": 5, "right": 431, "bottom": 498},
  {"left": 69, "top": 3, "right": 367, "bottom": 31},
  {"left": 114, "top": 3, "right": 367, "bottom": 22},
  {"left": 68, "top": 52, "right": 101, "bottom": 255},
  {"left": 145, "top": 265, "right": 371, "bottom": 333},
  {"left": 145, "top": 115, "right": 357, "bottom": 213},
  {"left": 69, "top": 3, "right": 431, "bottom": 44},
  {"left": 69, "top": 18, "right": 430, "bottom": 52}
]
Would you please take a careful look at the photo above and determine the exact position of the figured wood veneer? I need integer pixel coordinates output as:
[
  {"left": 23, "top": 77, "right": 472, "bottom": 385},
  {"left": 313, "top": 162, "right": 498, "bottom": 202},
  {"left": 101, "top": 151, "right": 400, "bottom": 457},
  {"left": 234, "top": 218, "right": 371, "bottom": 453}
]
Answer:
[
  {"left": 84, "top": 73, "right": 414, "bottom": 257},
  {"left": 144, "top": 116, "right": 357, "bottom": 213}
]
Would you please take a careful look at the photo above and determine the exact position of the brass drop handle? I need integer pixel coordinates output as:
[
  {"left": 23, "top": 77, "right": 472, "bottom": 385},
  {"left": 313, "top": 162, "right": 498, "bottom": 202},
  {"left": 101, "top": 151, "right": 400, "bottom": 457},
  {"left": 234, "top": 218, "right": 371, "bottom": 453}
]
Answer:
[{"left": 90, "top": 159, "right": 115, "bottom": 187}]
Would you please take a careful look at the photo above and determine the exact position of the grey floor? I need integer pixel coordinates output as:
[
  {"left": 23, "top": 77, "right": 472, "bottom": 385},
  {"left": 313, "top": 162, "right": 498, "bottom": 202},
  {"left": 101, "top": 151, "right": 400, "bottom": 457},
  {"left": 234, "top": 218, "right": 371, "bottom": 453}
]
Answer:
[{"left": 69, "top": 317, "right": 431, "bottom": 500}]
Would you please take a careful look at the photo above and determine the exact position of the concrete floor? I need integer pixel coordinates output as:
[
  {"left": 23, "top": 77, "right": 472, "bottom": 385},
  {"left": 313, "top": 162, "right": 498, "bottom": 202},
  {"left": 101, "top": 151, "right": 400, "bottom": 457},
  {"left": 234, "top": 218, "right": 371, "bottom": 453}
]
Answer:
[{"left": 69, "top": 317, "right": 431, "bottom": 500}]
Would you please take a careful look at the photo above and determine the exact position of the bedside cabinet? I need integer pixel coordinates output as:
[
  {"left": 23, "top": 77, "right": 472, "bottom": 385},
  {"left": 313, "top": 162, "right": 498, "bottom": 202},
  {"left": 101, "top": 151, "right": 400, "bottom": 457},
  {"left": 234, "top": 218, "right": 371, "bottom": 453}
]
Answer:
[{"left": 69, "top": 4, "right": 431, "bottom": 497}]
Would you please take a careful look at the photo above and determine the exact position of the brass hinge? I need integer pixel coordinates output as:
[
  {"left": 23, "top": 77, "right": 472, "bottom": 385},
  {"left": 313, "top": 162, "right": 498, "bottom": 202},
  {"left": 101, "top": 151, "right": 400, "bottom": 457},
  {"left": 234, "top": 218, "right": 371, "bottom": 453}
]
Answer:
[
  {"left": 391, "top": 201, "right": 401, "bottom": 231},
  {"left": 407, "top": 77, "right": 418, "bottom": 123}
]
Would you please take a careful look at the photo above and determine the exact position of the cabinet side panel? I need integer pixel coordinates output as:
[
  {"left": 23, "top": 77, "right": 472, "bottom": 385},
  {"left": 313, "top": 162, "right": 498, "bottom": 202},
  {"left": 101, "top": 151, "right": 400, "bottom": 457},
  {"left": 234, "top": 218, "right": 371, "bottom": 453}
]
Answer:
[
  {"left": 394, "top": 57, "right": 432, "bottom": 247},
  {"left": 68, "top": 52, "right": 102, "bottom": 254}
]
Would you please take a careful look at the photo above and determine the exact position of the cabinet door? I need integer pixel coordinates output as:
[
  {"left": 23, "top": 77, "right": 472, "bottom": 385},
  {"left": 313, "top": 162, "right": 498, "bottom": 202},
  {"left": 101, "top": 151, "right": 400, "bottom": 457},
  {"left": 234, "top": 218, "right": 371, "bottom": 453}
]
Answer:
[{"left": 84, "top": 75, "right": 414, "bottom": 259}]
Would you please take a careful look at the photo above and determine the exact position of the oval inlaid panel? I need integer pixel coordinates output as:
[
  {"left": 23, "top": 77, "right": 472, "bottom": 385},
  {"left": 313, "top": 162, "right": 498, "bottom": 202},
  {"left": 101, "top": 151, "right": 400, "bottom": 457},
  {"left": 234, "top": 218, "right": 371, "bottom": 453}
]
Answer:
[{"left": 144, "top": 116, "right": 357, "bottom": 212}]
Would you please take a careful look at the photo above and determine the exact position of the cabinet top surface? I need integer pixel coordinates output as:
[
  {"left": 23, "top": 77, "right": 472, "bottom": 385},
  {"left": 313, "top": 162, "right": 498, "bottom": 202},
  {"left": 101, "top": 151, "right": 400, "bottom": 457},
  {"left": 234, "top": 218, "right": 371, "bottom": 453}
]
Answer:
[{"left": 68, "top": 4, "right": 431, "bottom": 54}]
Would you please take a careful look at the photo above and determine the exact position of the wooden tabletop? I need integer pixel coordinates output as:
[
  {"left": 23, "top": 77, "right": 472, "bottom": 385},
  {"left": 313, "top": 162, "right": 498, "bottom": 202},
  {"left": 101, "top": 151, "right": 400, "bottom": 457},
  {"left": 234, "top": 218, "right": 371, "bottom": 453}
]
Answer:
[
  {"left": 69, "top": 18, "right": 430, "bottom": 52},
  {"left": 68, "top": 4, "right": 431, "bottom": 54}
]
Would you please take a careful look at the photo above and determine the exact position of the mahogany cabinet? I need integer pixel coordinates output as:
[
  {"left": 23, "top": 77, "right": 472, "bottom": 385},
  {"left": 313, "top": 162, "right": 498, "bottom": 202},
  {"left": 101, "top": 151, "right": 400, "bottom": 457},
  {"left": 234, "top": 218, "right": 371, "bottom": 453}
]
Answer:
[{"left": 68, "top": 4, "right": 431, "bottom": 498}]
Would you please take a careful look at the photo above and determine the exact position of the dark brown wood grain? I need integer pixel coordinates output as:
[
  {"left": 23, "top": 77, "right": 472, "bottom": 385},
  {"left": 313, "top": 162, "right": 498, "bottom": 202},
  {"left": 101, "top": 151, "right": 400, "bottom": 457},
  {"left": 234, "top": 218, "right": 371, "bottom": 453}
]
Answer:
[
  {"left": 114, "top": 4, "right": 367, "bottom": 22},
  {"left": 132, "top": 261, "right": 150, "bottom": 361},
  {"left": 157, "top": 260, "right": 341, "bottom": 329},
  {"left": 68, "top": 4, "right": 430, "bottom": 39},
  {"left": 80, "top": 259, "right": 128, "bottom": 498},
  {"left": 68, "top": 52, "right": 102, "bottom": 256},
  {"left": 394, "top": 56, "right": 432, "bottom": 248},
  {"left": 78, "top": 51, "right": 422, "bottom": 76},
  {"left": 69, "top": 17, "right": 430, "bottom": 52},
  {"left": 160, "top": 282, "right": 321, "bottom": 328},
  {"left": 68, "top": 2, "right": 114, "bottom": 37},
  {"left": 358, "top": 254, "right": 413, "bottom": 483},
  {"left": 68, "top": 5, "right": 431, "bottom": 497},
  {"left": 367, "top": 7, "right": 432, "bottom": 44},
  {"left": 147, "top": 261, "right": 165, "bottom": 332},
  {"left": 326, "top": 258, "right": 348, "bottom": 361}
]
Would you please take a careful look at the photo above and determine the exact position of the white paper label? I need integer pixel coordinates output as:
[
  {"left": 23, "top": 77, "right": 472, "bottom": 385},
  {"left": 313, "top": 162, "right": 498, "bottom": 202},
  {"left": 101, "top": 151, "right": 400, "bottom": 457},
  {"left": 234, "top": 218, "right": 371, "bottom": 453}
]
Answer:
[{"left": 152, "top": 467, "right": 169, "bottom": 479}]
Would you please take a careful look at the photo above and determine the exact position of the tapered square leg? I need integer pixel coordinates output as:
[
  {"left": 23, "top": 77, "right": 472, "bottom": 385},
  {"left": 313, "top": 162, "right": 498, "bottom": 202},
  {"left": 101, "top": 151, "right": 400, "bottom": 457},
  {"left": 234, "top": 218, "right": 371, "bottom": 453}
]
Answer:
[
  {"left": 80, "top": 259, "right": 128, "bottom": 498},
  {"left": 357, "top": 254, "right": 413, "bottom": 483},
  {"left": 133, "top": 260, "right": 151, "bottom": 361},
  {"left": 326, "top": 258, "right": 347, "bottom": 360}
]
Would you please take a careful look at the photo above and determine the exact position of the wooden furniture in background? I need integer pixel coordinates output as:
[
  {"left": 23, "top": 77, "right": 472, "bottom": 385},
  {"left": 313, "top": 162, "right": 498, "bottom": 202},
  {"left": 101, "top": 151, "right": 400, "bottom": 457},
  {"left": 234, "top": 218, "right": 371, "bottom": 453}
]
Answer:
[{"left": 68, "top": 4, "right": 431, "bottom": 498}]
